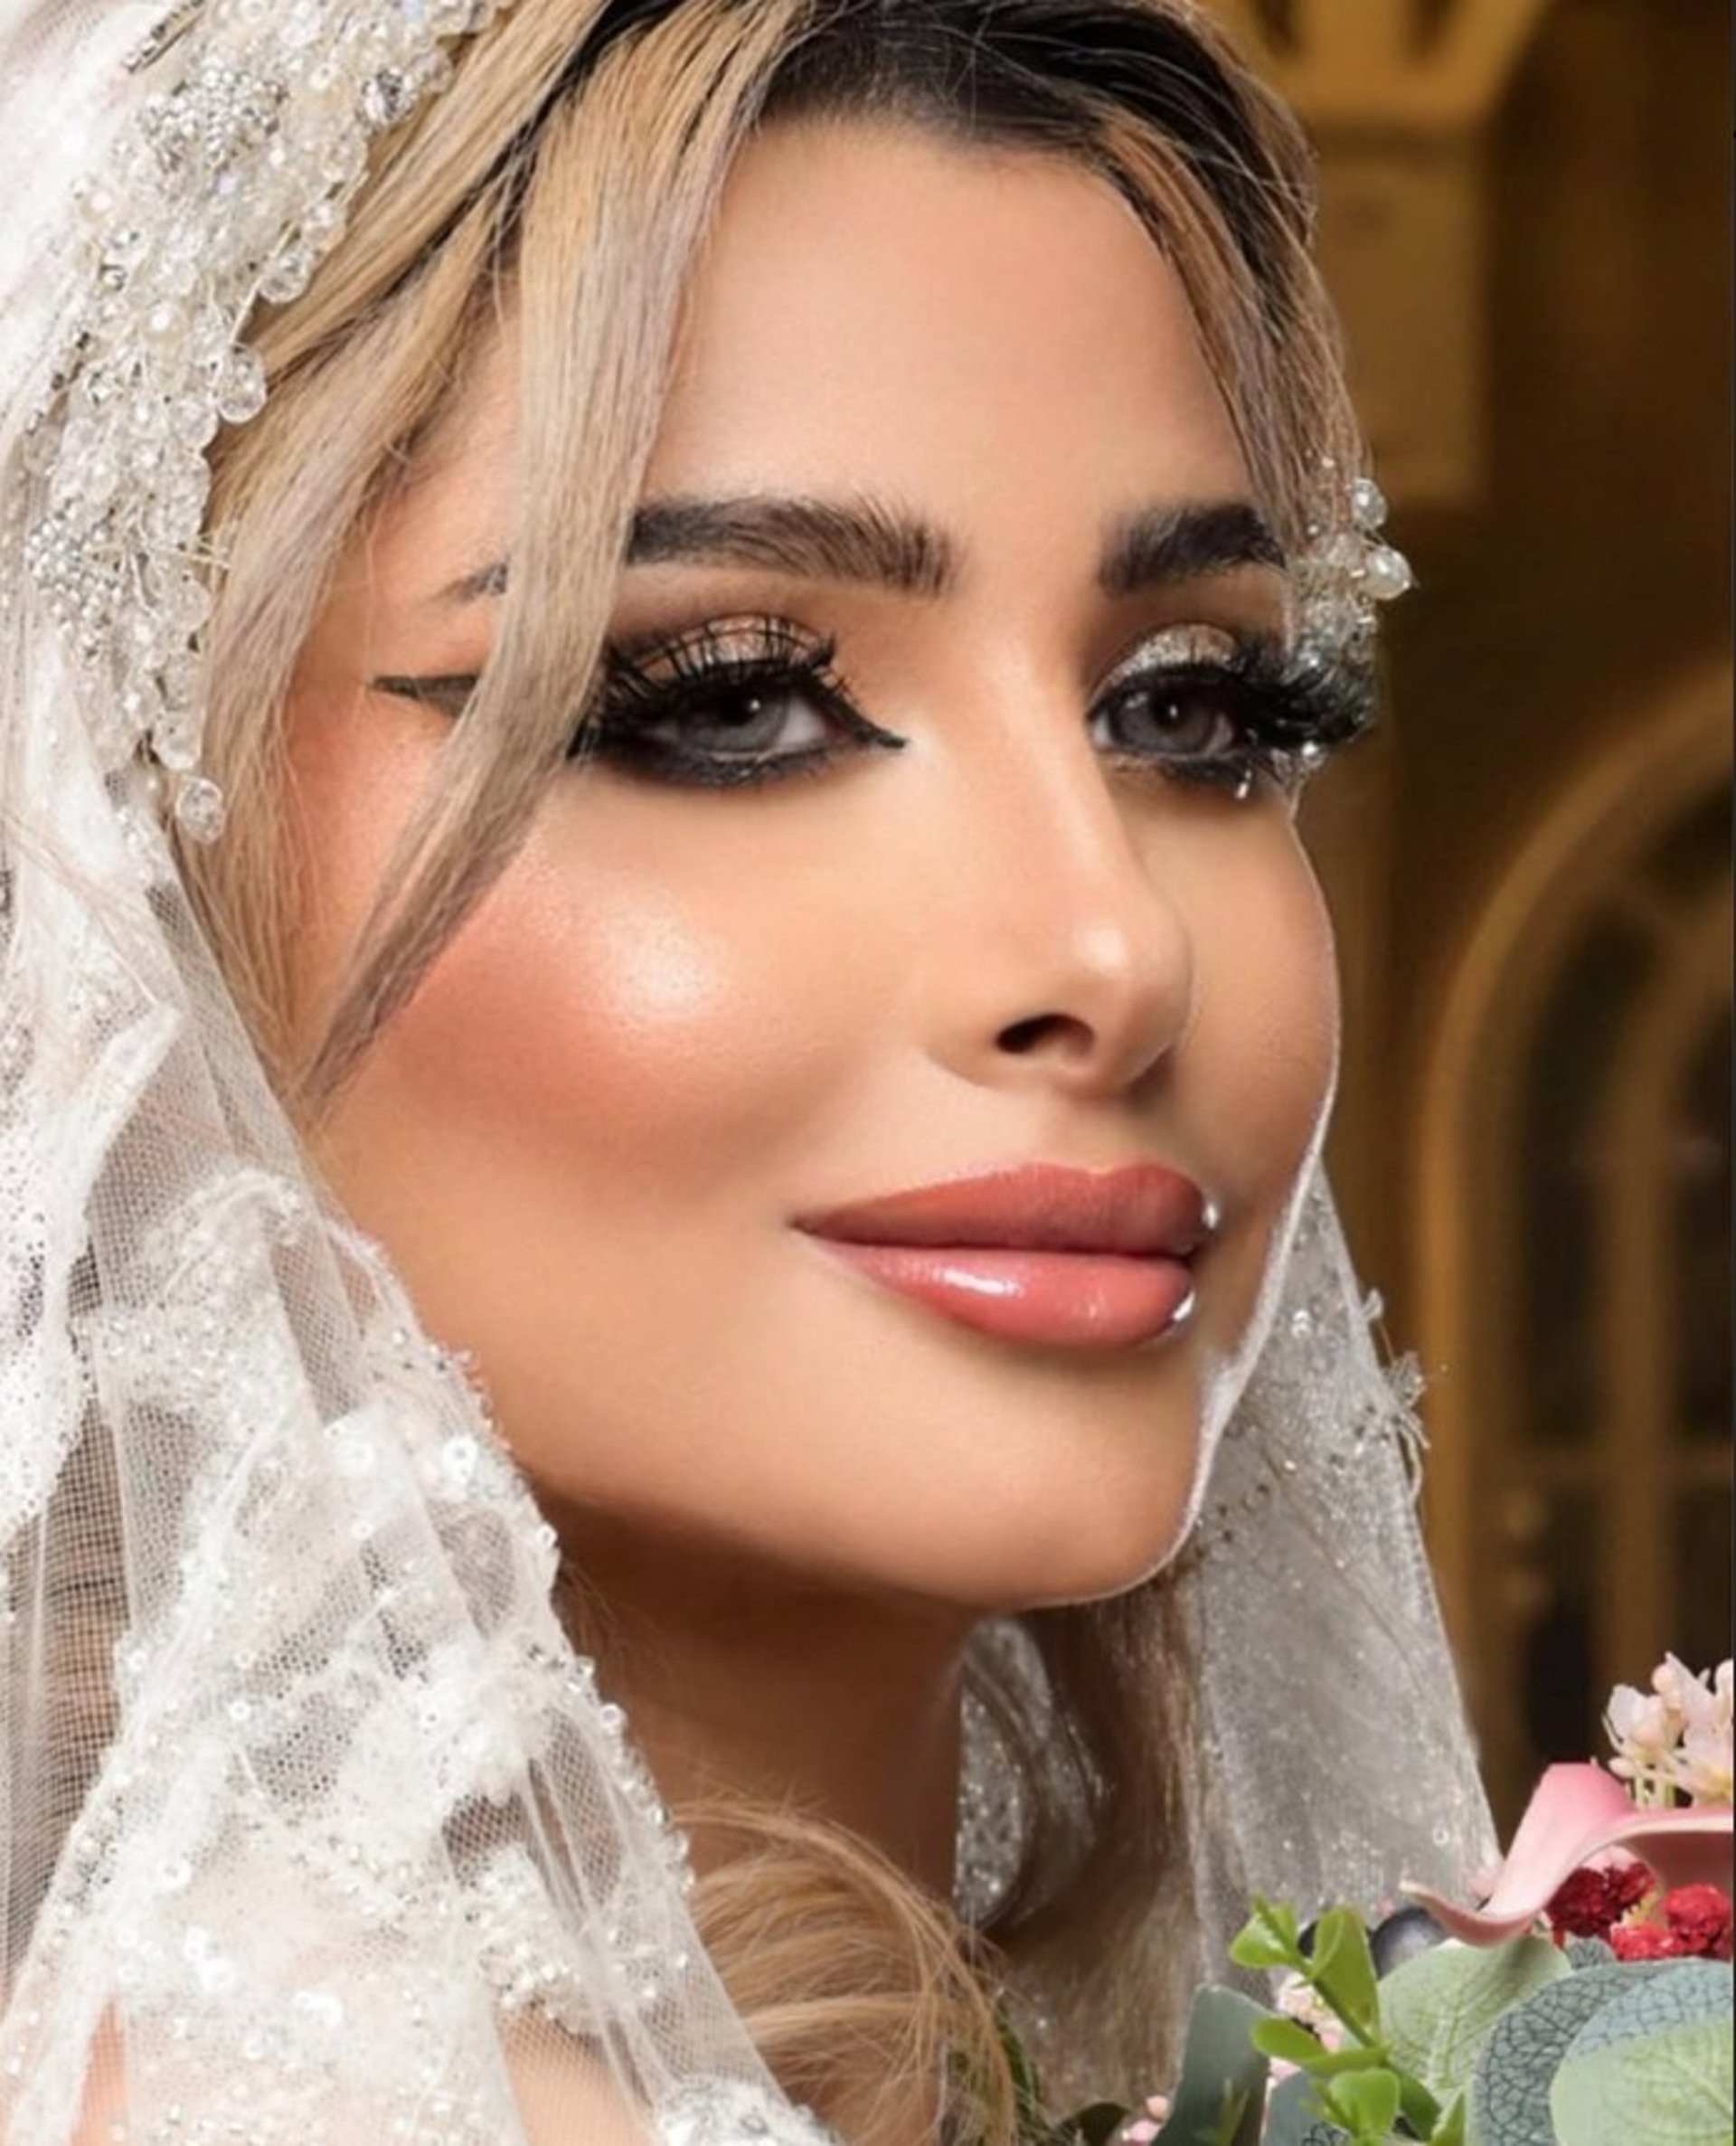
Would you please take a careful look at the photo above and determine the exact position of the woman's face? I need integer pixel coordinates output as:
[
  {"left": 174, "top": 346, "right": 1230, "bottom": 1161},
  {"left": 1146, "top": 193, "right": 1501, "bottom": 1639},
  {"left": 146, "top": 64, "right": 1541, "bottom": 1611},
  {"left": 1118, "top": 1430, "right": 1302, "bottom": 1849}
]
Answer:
[{"left": 286, "top": 119, "right": 1339, "bottom": 1613}]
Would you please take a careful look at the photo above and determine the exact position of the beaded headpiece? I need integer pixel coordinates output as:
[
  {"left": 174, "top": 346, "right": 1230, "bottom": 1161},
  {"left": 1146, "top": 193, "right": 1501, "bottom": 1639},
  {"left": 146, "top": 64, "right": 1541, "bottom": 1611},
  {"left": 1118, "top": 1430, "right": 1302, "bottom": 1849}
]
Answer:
[
  {"left": 19, "top": 0, "right": 1416, "bottom": 846},
  {"left": 20, "top": 0, "right": 516, "bottom": 841}
]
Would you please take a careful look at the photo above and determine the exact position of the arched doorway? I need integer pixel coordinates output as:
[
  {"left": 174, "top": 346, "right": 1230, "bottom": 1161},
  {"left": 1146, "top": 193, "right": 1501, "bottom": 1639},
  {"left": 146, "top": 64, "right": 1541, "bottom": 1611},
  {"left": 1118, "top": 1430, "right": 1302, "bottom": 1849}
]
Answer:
[{"left": 1416, "top": 669, "right": 1731, "bottom": 1825}]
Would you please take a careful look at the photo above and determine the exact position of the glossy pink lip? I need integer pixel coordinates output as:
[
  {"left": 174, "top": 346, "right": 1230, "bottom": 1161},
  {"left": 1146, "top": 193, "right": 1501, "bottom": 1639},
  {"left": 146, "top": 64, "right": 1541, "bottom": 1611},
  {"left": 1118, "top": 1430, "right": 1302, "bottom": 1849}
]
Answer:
[{"left": 793, "top": 1164, "right": 1212, "bottom": 1351}]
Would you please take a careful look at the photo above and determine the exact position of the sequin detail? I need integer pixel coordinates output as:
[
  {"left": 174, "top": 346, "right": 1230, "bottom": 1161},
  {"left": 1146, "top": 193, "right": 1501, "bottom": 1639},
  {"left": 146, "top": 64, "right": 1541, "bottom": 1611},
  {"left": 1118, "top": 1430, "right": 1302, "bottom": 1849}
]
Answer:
[{"left": 21, "top": 0, "right": 514, "bottom": 841}]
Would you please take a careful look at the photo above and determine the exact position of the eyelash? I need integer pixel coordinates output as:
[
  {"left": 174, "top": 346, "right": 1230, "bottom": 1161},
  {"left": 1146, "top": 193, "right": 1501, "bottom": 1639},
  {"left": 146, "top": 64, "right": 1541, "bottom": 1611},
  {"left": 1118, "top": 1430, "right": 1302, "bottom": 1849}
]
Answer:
[
  {"left": 373, "top": 615, "right": 1373, "bottom": 798},
  {"left": 583, "top": 617, "right": 896, "bottom": 789}
]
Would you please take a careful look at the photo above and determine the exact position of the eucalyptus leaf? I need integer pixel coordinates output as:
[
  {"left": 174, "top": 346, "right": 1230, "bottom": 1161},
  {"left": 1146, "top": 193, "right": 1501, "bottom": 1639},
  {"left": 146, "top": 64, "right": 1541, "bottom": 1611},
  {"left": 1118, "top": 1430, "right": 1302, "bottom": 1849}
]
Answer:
[
  {"left": 1562, "top": 1961, "right": 1731, "bottom": 2056},
  {"left": 1380, "top": 1937, "right": 1568, "bottom": 2098},
  {"left": 1550, "top": 1962, "right": 1733, "bottom": 2146},
  {"left": 1151, "top": 1985, "right": 1272, "bottom": 2146},
  {"left": 1469, "top": 1964, "right": 1654, "bottom": 2146}
]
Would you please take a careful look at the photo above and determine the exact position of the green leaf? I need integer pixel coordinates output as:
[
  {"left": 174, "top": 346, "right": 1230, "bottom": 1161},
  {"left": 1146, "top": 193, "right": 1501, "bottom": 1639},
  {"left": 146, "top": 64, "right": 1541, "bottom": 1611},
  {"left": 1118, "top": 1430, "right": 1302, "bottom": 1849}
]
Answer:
[
  {"left": 1429, "top": 2090, "right": 1467, "bottom": 2146},
  {"left": 1150, "top": 1985, "right": 1272, "bottom": 2146},
  {"left": 1311, "top": 1909, "right": 1382, "bottom": 2043},
  {"left": 1251, "top": 2018, "right": 1335, "bottom": 2070},
  {"left": 1550, "top": 1962, "right": 1733, "bottom": 2146},
  {"left": 1322, "top": 2066, "right": 1401, "bottom": 2141},
  {"left": 1380, "top": 1937, "right": 1569, "bottom": 2098},
  {"left": 1393, "top": 2066, "right": 1443, "bottom": 2139},
  {"left": 1260, "top": 2069, "right": 1347, "bottom": 2146},
  {"left": 1231, "top": 1899, "right": 1303, "bottom": 1974},
  {"left": 1312, "top": 2047, "right": 1399, "bottom": 2081},
  {"left": 1469, "top": 1963, "right": 1662, "bottom": 2146}
]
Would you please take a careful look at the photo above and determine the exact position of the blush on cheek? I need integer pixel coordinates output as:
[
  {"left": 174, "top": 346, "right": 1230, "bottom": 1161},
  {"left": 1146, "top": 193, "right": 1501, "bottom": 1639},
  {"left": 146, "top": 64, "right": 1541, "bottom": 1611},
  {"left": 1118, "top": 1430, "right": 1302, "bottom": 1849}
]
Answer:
[
  {"left": 354, "top": 823, "right": 845, "bottom": 1187},
  {"left": 1180, "top": 836, "right": 1338, "bottom": 1207}
]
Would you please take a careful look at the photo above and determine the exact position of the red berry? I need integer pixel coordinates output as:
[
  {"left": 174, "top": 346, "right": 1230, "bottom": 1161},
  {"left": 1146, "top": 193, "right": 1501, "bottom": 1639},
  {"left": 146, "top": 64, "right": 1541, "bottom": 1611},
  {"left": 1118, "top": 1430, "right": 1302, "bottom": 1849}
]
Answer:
[{"left": 1662, "top": 1885, "right": 1733, "bottom": 1962}]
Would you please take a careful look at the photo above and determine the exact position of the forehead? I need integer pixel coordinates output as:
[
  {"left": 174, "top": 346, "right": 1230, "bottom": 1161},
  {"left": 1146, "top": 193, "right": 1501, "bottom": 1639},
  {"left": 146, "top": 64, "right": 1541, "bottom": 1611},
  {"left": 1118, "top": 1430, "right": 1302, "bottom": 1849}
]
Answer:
[
  {"left": 387, "top": 118, "right": 1252, "bottom": 561},
  {"left": 642, "top": 117, "right": 1250, "bottom": 517}
]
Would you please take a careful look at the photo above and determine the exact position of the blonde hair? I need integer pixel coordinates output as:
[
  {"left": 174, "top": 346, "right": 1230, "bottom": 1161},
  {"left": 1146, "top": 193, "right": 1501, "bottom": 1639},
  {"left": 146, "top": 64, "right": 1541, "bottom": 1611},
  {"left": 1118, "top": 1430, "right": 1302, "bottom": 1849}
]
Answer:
[{"left": 185, "top": 0, "right": 1364, "bottom": 2130}]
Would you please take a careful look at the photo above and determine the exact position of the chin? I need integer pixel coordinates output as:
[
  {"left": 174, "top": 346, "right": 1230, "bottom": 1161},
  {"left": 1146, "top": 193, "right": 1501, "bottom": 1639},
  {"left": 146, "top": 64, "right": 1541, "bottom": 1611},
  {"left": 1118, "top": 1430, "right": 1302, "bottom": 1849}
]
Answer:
[{"left": 834, "top": 1420, "right": 1207, "bottom": 1617}]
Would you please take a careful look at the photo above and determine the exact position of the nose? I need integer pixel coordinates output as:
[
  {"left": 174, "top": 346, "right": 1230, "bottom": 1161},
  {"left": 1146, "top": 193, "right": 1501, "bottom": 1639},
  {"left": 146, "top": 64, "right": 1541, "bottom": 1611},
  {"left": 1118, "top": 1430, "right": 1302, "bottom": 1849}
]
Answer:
[{"left": 920, "top": 732, "right": 1195, "bottom": 1101}]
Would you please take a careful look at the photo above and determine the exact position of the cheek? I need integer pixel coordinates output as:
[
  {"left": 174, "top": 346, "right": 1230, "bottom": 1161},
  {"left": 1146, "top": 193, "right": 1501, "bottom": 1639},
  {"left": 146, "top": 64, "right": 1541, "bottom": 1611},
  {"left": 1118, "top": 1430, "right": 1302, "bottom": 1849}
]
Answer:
[
  {"left": 1170, "top": 821, "right": 1338, "bottom": 1414},
  {"left": 290, "top": 738, "right": 871, "bottom": 1215},
  {"left": 1185, "top": 824, "right": 1339, "bottom": 1191}
]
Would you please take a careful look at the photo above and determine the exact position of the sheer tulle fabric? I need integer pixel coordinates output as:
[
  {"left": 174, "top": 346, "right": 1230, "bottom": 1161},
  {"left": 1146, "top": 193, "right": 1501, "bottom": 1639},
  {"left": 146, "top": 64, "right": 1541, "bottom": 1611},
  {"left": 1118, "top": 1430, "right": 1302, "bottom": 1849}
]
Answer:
[{"left": 0, "top": 2, "right": 1492, "bottom": 2139}]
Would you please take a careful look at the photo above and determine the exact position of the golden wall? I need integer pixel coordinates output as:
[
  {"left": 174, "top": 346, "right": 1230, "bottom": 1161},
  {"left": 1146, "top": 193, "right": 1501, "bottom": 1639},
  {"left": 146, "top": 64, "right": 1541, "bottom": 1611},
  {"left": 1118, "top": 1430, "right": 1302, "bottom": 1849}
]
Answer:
[{"left": 1213, "top": 0, "right": 1731, "bottom": 1828}]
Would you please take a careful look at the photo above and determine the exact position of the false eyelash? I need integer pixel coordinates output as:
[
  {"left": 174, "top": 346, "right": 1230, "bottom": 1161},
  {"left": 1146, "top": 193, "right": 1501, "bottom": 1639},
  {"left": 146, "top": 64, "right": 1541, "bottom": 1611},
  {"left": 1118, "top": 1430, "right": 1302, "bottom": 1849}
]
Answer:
[
  {"left": 1217, "top": 632, "right": 1378, "bottom": 756},
  {"left": 372, "top": 620, "right": 1376, "bottom": 798},
  {"left": 1090, "top": 629, "right": 1378, "bottom": 796},
  {"left": 598, "top": 614, "right": 840, "bottom": 714},
  {"left": 576, "top": 615, "right": 900, "bottom": 786}
]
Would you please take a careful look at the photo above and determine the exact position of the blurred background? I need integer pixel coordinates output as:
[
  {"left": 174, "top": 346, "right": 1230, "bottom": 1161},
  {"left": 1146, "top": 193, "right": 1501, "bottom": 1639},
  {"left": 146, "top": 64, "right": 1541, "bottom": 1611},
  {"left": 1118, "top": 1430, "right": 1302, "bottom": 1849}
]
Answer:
[{"left": 1201, "top": 0, "right": 1729, "bottom": 1832}]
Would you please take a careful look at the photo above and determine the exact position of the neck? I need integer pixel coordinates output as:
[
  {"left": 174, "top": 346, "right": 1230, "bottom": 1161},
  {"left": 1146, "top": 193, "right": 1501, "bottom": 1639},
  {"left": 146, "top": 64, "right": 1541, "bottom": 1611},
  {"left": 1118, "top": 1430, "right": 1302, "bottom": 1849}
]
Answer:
[{"left": 552, "top": 1518, "right": 969, "bottom": 1899}]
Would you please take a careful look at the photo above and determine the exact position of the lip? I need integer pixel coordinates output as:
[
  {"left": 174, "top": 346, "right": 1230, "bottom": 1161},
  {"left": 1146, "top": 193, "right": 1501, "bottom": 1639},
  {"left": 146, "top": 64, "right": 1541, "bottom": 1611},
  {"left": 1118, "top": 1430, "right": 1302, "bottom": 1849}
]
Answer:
[{"left": 793, "top": 1163, "right": 1212, "bottom": 1351}]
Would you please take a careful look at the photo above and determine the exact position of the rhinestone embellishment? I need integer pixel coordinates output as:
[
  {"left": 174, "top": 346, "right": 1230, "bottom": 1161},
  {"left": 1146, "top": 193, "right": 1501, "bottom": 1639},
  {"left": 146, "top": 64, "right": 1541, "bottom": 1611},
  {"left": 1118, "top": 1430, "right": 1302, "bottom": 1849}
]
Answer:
[
  {"left": 22, "top": 0, "right": 516, "bottom": 842},
  {"left": 1292, "top": 462, "right": 1416, "bottom": 676}
]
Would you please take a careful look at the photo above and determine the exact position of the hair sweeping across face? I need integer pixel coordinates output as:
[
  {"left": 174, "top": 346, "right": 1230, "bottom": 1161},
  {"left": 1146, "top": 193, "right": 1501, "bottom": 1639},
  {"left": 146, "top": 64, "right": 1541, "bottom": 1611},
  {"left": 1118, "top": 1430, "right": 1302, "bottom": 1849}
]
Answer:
[{"left": 180, "top": 1, "right": 1365, "bottom": 2132}]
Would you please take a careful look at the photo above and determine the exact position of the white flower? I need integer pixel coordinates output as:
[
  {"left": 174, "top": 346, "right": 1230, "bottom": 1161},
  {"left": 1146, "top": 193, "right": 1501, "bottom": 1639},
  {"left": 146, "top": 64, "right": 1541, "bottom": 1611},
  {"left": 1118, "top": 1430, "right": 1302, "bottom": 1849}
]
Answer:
[
  {"left": 1606, "top": 1660, "right": 1735, "bottom": 1806},
  {"left": 1667, "top": 1714, "right": 1733, "bottom": 1806},
  {"left": 1652, "top": 1654, "right": 1713, "bottom": 1730},
  {"left": 1606, "top": 1681, "right": 1677, "bottom": 1767}
]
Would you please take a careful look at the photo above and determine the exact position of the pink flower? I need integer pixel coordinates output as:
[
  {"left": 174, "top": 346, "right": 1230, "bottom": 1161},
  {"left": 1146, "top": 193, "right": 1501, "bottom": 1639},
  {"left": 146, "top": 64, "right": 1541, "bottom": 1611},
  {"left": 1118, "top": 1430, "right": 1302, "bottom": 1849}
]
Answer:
[{"left": 1403, "top": 1763, "right": 1733, "bottom": 1946}]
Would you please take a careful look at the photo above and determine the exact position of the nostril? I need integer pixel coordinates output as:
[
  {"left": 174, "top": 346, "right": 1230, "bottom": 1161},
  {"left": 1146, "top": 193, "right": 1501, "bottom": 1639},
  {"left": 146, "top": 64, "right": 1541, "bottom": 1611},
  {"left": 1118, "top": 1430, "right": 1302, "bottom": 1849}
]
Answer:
[{"left": 996, "top": 1011, "right": 1089, "bottom": 1056}]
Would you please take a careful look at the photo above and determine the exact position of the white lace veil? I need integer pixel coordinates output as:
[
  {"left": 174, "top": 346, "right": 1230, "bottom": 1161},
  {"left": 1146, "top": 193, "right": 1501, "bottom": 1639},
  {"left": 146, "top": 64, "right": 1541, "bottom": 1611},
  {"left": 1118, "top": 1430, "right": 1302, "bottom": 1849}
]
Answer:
[{"left": 0, "top": 2, "right": 1494, "bottom": 2139}]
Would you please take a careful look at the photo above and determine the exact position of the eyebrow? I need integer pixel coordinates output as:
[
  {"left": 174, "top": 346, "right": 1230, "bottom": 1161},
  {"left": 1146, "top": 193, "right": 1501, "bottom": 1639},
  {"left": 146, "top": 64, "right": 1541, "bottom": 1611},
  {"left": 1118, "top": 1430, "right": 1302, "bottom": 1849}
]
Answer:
[
  {"left": 433, "top": 494, "right": 1283, "bottom": 607},
  {"left": 1098, "top": 499, "right": 1285, "bottom": 596}
]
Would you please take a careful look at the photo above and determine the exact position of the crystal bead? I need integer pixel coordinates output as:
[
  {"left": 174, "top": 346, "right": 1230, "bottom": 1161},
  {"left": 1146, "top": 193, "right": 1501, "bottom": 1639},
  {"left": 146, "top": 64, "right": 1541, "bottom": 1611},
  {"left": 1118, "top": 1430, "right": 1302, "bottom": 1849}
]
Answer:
[
  {"left": 1349, "top": 476, "right": 1388, "bottom": 532},
  {"left": 165, "top": 572, "right": 212, "bottom": 633},
  {"left": 320, "top": 129, "right": 369, "bottom": 185},
  {"left": 154, "top": 712, "right": 202, "bottom": 771},
  {"left": 170, "top": 395, "right": 221, "bottom": 449},
  {"left": 358, "top": 68, "right": 415, "bottom": 131},
  {"left": 1362, "top": 543, "right": 1415, "bottom": 600},
  {"left": 214, "top": 346, "right": 268, "bottom": 425},
  {"left": 259, "top": 241, "right": 315, "bottom": 304},
  {"left": 173, "top": 774, "right": 227, "bottom": 844}
]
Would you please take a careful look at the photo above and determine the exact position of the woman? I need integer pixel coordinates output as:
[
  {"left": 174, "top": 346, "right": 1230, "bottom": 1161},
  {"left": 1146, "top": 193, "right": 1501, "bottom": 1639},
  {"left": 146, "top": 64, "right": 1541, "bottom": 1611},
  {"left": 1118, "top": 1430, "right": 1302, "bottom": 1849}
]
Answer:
[{"left": 0, "top": 0, "right": 1491, "bottom": 2139}]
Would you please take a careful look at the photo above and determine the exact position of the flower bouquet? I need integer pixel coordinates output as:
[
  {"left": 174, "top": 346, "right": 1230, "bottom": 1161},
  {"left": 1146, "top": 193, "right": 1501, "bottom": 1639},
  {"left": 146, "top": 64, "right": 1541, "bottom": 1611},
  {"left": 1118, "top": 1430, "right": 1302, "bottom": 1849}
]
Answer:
[{"left": 1029, "top": 1657, "right": 1733, "bottom": 2146}]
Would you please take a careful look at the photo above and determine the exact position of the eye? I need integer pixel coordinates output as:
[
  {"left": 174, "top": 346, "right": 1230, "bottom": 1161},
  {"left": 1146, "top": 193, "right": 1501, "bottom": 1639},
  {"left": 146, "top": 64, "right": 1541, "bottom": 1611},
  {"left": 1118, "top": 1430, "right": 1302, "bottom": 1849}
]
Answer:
[
  {"left": 586, "top": 615, "right": 906, "bottom": 789},
  {"left": 611, "top": 673, "right": 836, "bottom": 761},
  {"left": 1090, "top": 674, "right": 1241, "bottom": 763},
  {"left": 1087, "top": 623, "right": 1282, "bottom": 795}
]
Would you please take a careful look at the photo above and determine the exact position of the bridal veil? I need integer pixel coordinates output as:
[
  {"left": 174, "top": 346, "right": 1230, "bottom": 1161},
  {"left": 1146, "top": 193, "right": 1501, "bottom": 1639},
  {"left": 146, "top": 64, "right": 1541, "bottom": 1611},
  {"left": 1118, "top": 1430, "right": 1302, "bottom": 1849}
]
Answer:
[{"left": 0, "top": 1, "right": 1493, "bottom": 2137}]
